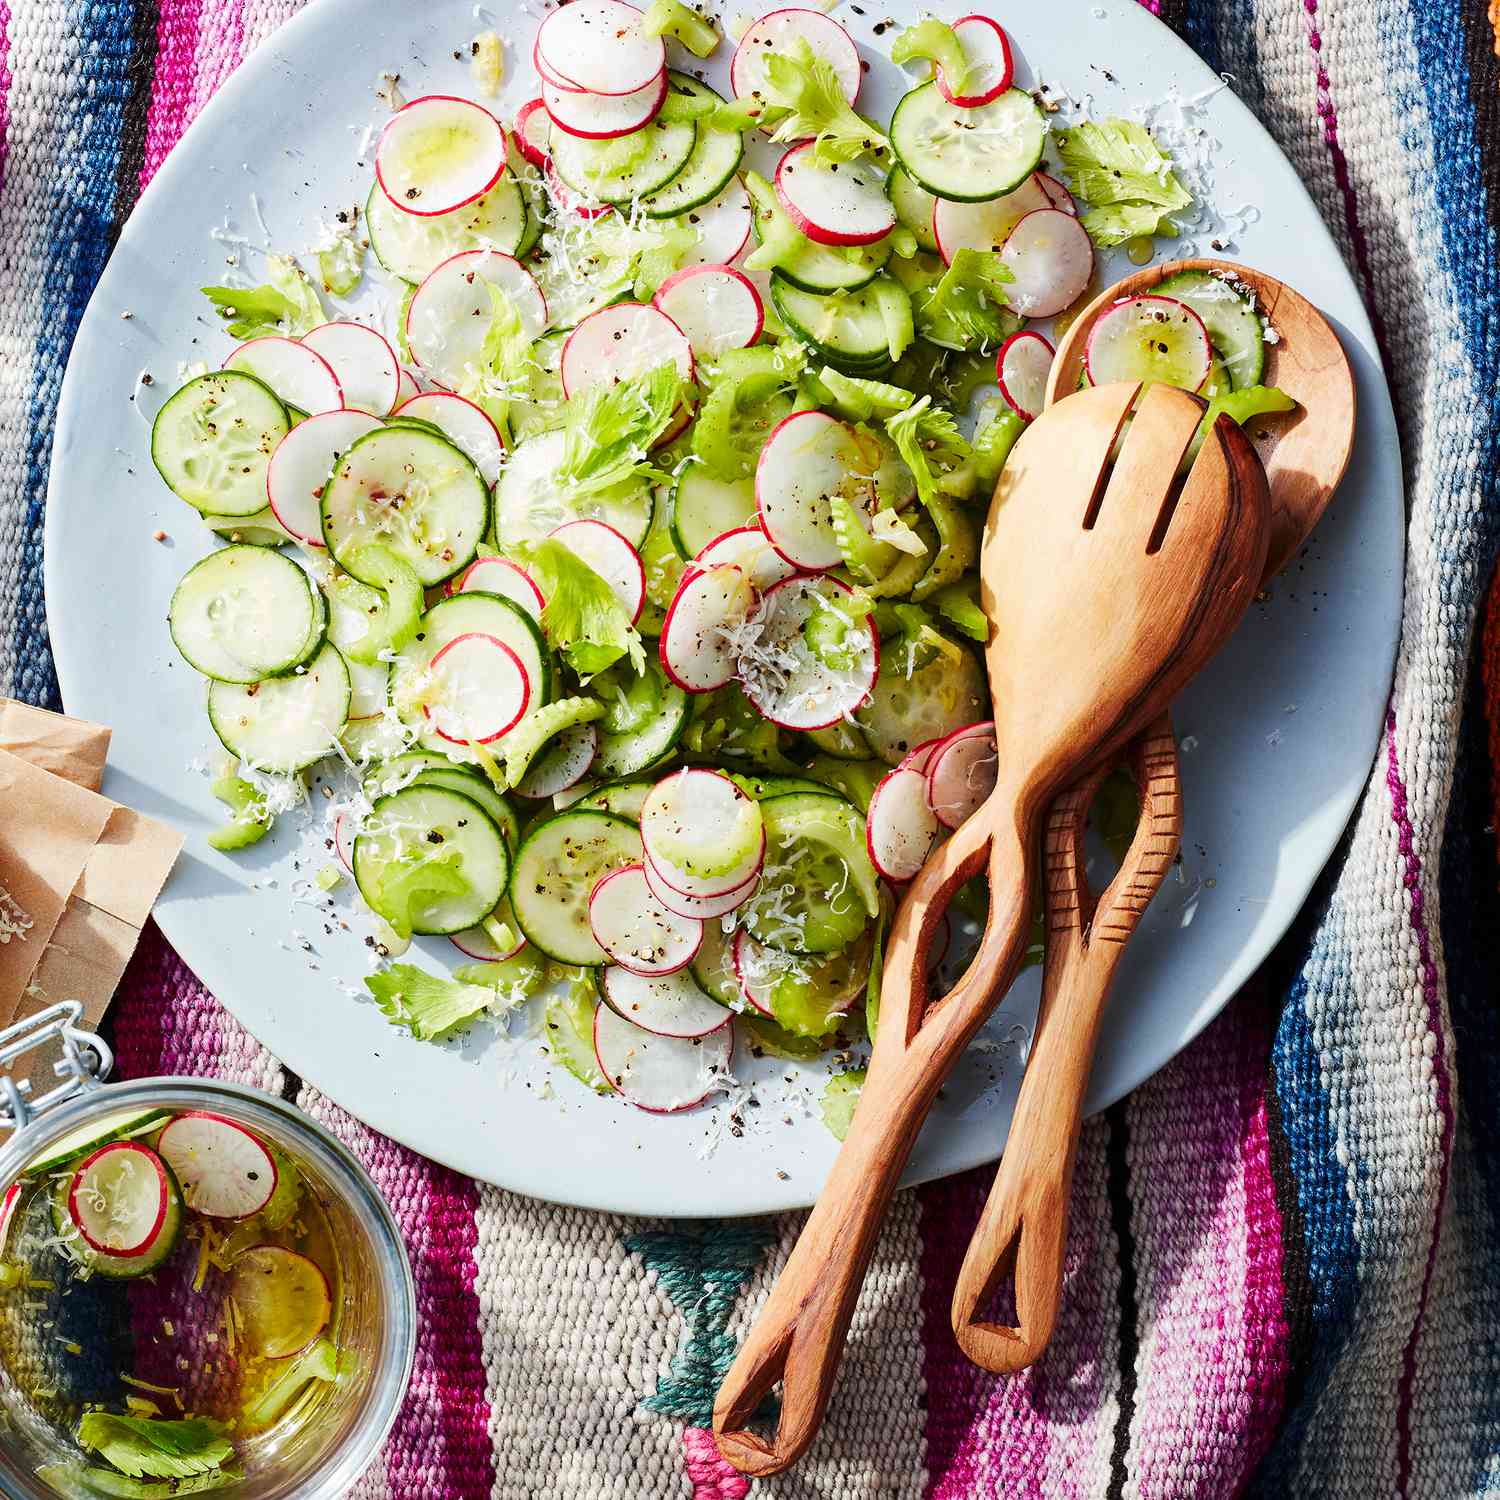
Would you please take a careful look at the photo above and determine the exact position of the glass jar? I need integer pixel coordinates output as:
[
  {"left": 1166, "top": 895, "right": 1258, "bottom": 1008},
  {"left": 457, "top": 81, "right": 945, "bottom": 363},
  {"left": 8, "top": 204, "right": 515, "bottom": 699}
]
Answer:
[{"left": 0, "top": 1002, "right": 415, "bottom": 1500}]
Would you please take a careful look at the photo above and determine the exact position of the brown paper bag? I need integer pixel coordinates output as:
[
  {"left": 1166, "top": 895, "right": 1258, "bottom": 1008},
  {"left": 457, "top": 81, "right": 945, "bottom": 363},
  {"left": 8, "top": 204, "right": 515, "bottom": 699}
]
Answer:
[{"left": 0, "top": 701, "right": 182, "bottom": 1097}]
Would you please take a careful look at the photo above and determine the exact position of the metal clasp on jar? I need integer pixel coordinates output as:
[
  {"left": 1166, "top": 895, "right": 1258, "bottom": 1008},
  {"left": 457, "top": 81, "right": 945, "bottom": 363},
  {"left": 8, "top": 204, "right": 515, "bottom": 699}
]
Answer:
[{"left": 0, "top": 1000, "right": 113, "bottom": 1133}]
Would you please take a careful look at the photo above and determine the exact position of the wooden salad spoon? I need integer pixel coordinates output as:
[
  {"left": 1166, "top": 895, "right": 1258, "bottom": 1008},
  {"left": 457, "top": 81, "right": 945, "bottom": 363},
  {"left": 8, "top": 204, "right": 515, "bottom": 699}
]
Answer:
[
  {"left": 712, "top": 380, "right": 1271, "bottom": 1476},
  {"left": 950, "top": 260, "right": 1356, "bottom": 1374}
]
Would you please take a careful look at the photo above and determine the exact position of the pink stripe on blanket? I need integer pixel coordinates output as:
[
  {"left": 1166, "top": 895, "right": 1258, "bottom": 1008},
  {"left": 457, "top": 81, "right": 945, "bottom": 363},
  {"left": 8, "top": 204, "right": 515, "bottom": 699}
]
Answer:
[
  {"left": 111, "top": 924, "right": 230, "bottom": 1078},
  {"left": 0, "top": 1, "right": 12, "bottom": 195},
  {"left": 141, "top": 0, "right": 206, "bottom": 188}
]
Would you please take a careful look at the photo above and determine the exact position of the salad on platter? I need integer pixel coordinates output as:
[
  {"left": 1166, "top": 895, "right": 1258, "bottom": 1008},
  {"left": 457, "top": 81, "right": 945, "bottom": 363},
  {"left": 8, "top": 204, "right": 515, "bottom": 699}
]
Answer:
[{"left": 144, "top": 0, "right": 1292, "bottom": 1126}]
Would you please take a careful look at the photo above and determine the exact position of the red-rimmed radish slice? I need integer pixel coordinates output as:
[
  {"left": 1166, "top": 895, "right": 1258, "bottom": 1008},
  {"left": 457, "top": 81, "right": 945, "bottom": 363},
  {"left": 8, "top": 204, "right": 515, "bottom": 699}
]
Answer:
[
  {"left": 560, "top": 301, "right": 694, "bottom": 398},
  {"left": 536, "top": 0, "right": 665, "bottom": 96},
  {"left": 931, "top": 173, "right": 1050, "bottom": 264},
  {"left": 731, "top": 9, "right": 860, "bottom": 120},
  {"left": 450, "top": 906, "right": 527, "bottom": 962},
  {"left": 755, "top": 410, "right": 874, "bottom": 571},
  {"left": 732, "top": 930, "right": 867, "bottom": 1021},
  {"left": 927, "top": 722, "right": 999, "bottom": 828},
  {"left": 936, "top": 15, "right": 1013, "bottom": 107},
  {"left": 514, "top": 98, "right": 553, "bottom": 167},
  {"left": 593, "top": 1003, "right": 733, "bottom": 1112},
  {"left": 265, "top": 409, "right": 381, "bottom": 546},
  {"left": 738, "top": 574, "right": 878, "bottom": 731},
  {"left": 543, "top": 71, "right": 667, "bottom": 141},
  {"left": 995, "top": 330, "right": 1054, "bottom": 423},
  {"left": 548, "top": 519, "right": 646, "bottom": 624},
  {"left": 230, "top": 1244, "right": 332, "bottom": 1359},
  {"left": 422, "top": 631, "right": 531, "bottom": 746},
  {"left": 224, "top": 337, "right": 343, "bottom": 415},
  {"left": 532, "top": 33, "right": 587, "bottom": 94},
  {"left": 376, "top": 95, "right": 508, "bottom": 217},
  {"left": 591, "top": 866, "right": 704, "bottom": 977},
  {"left": 512, "top": 723, "right": 599, "bottom": 799},
  {"left": 775, "top": 143, "right": 894, "bottom": 248},
  {"left": 866, "top": 765, "right": 941, "bottom": 881},
  {"left": 0, "top": 1183, "right": 20, "bottom": 1246},
  {"left": 652, "top": 265, "right": 764, "bottom": 360},
  {"left": 643, "top": 854, "right": 758, "bottom": 919},
  {"left": 67, "top": 1143, "right": 173, "bottom": 1256},
  {"left": 682, "top": 177, "right": 753, "bottom": 267},
  {"left": 395, "top": 390, "right": 505, "bottom": 484},
  {"left": 599, "top": 965, "right": 727, "bottom": 1036},
  {"left": 659, "top": 563, "right": 756, "bottom": 692},
  {"left": 641, "top": 768, "right": 763, "bottom": 890},
  {"left": 999, "top": 208, "right": 1095, "bottom": 318},
  {"left": 406, "top": 249, "right": 548, "bottom": 389},
  {"left": 333, "top": 811, "right": 356, "bottom": 875},
  {"left": 693, "top": 524, "right": 796, "bottom": 590},
  {"left": 300, "top": 322, "right": 400, "bottom": 418},
  {"left": 1036, "top": 171, "right": 1077, "bottom": 215},
  {"left": 450, "top": 556, "right": 545, "bottom": 619},
  {"left": 898, "top": 737, "right": 945, "bottom": 775},
  {"left": 156, "top": 1112, "right": 277, "bottom": 1220},
  {"left": 395, "top": 365, "right": 420, "bottom": 406},
  {"left": 1084, "top": 293, "right": 1213, "bottom": 392},
  {"left": 731, "top": 929, "right": 778, "bottom": 1017}
]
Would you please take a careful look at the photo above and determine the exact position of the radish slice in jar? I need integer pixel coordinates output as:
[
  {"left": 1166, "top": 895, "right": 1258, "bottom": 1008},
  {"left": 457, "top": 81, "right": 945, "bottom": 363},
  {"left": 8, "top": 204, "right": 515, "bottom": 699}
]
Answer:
[
  {"left": 1084, "top": 294, "right": 1213, "bottom": 392},
  {"left": 157, "top": 1111, "right": 278, "bottom": 1220},
  {"left": 560, "top": 301, "right": 694, "bottom": 398},
  {"left": 731, "top": 10, "right": 861, "bottom": 119},
  {"left": 393, "top": 391, "right": 505, "bottom": 484},
  {"left": 652, "top": 265, "right": 764, "bottom": 360},
  {"left": 548, "top": 520, "right": 646, "bottom": 624},
  {"left": 224, "top": 337, "right": 343, "bottom": 415},
  {"left": 593, "top": 1003, "right": 734, "bottom": 1111},
  {"left": 866, "top": 765, "right": 942, "bottom": 881},
  {"left": 755, "top": 410, "right": 876, "bottom": 571},
  {"left": 542, "top": 72, "right": 667, "bottom": 141},
  {"left": 660, "top": 563, "right": 756, "bottom": 693},
  {"left": 936, "top": 15, "right": 1013, "bottom": 107},
  {"left": 512, "top": 723, "right": 599, "bottom": 799},
  {"left": 376, "top": 95, "right": 508, "bottom": 217},
  {"left": 266, "top": 409, "right": 382, "bottom": 546},
  {"left": 591, "top": 866, "right": 705, "bottom": 977},
  {"left": 926, "top": 722, "right": 999, "bottom": 829},
  {"left": 300, "top": 322, "right": 400, "bottom": 418},
  {"left": 67, "top": 1143, "right": 174, "bottom": 1256},
  {"left": 405, "top": 250, "right": 548, "bottom": 388},
  {"left": 449, "top": 556, "right": 545, "bottom": 619},
  {"left": 999, "top": 208, "right": 1095, "bottom": 318},
  {"left": 599, "top": 965, "right": 730, "bottom": 1036},
  {"left": 931, "top": 173, "right": 1051, "bottom": 265},
  {"left": 422, "top": 631, "right": 531, "bottom": 746},
  {"left": 775, "top": 143, "right": 895, "bottom": 248},
  {"left": 536, "top": 0, "right": 665, "bottom": 97},
  {"left": 995, "top": 330, "right": 1055, "bottom": 423}
]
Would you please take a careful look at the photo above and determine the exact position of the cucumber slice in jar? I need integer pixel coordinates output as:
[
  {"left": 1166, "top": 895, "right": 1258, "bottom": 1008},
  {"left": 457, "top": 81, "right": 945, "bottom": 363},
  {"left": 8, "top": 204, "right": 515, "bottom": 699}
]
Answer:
[
  {"left": 890, "top": 82, "right": 1045, "bottom": 203},
  {"left": 509, "top": 810, "right": 645, "bottom": 965},
  {"left": 151, "top": 371, "right": 290, "bottom": 519},
  {"left": 51, "top": 1145, "right": 184, "bottom": 1280},
  {"left": 353, "top": 784, "right": 510, "bottom": 936},
  {"left": 1153, "top": 269, "right": 1267, "bottom": 390},
  {"left": 28, "top": 1108, "right": 173, "bottom": 1176},
  {"left": 207, "top": 642, "right": 352, "bottom": 774}
]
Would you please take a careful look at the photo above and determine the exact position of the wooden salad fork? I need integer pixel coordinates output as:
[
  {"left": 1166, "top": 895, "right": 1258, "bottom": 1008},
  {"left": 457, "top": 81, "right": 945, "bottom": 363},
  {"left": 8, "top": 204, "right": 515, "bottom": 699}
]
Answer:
[
  {"left": 712, "top": 380, "right": 1271, "bottom": 1477},
  {"left": 951, "top": 260, "right": 1356, "bottom": 1374}
]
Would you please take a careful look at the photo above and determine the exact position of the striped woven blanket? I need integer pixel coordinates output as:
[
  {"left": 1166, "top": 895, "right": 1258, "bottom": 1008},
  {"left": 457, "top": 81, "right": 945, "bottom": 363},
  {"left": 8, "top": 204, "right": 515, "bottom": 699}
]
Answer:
[{"left": 3, "top": 0, "right": 1499, "bottom": 1494}]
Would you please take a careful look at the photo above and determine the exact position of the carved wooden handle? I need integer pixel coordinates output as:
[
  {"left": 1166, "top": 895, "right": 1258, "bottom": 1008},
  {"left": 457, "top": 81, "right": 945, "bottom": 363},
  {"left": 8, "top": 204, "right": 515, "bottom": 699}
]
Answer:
[
  {"left": 951, "top": 718, "right": 1182, "bottom": 1371},
  {"left": 714, "top": 793, "right": 1036, "bottom": 1475}
]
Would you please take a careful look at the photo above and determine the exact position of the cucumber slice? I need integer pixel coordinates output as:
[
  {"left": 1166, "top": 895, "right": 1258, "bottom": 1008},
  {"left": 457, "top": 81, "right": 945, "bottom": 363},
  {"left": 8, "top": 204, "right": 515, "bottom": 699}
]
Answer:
[
  {"left": 887, "top": 164, "right": 939, "bottom": 253},
  {"left": 151, "top": 371, "right": 290, "bottom": 519},
  {"left": 322, "top": 427, "right": 489, "bottom": 588},
  {"left": 688, "top": 919, "right": 740, "bottom": 1008},
  {"left": 407, "top": 768, "right": 519, "bottom": 850},
  {"left": 1153, "top": 269, "right": 1267, "bottom": 390},
  {"left": 169, "top": 545, "right": 323, "bottom": 684},
  {"left": 551, "top": 117, "right": 698, "bottom": 205},
  {"left": 806, "top": 719, "right": 872, "bottom": 760},
  {"left": 856, "top": 642, "right": 987, "bottom": 765},
  {"left": 641, "top": 74, "right": 744, "bottom": 218},
  {"left": 890, "top": 82, "right": 1045, "bottom": 203},
  {"left": 770, "top": 276, "right": 900, "bottom": 370},
  {"left": 366, "top": 175, "right": 526, "bottom": 285},
  {"left": 594, "top": 658, "right": 689, "bottom": 779},
  {"left": 28, "top": 1107, "right": 173, "bottom": 1176},
  {"left": 207, "top": 642, "right": 351, "bottom": 773},
  {"left": 494, "top": 429, "right": 654, "bottom": 550},
  {"left": 577, "top": 779, "right": 654, "bottom": 820},
  {"left": 50, "top": 1155, "right": 184, "bottom": 1280},
  {"left": 669, "top": 469, "right": 756, "bottom": 559},
  {"left": 727, "top": 773, "right": 832, "bottom": 800},
  {"left": 748, "top": 176, "right": 891, "bottom": 295},
  {"left": 354, "top": 784, "right": 510, "bottom": 935},
  {"left": 509, "top": 810, "right": 644, "bottom": 965}
]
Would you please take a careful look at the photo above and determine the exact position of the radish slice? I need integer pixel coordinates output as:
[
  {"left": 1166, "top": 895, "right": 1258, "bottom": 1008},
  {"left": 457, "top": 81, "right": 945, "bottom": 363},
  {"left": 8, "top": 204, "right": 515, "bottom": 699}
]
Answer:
[
  {"left": 450, "top": 915, "right": 527, "bottom": 962},
  {"left": 265, "top": 409, "right": 382, "bottom": 546},
  {"left": 600, "top": 966, "right": 726, "bottom": 1036},
  {"left": 643, "top": 853, "right": 758, "bottom": 919},
  {"left": 514, "top": 98, "right": 552, "bottom": 167},
  {"left": 682, "top": 177, "right": 754, "bottom": 267},
  {"left": 548, "top": 519, "right": 646, "bottom": 624},
  {"left": 936, "top": 15, "right": 1013, "bottom": 108},
  {"left": 647, "top": 837, "right": 766, "bottom": 900},
  {"left": 376, "top": 95, "right": 508, "bottom": 217},
  {"left": 999, "top": 208, "right": 1095, "bottom": 318},
  {"left": 229, "top": 1245, "right": 332, "bottom": 1358},
  {"left": 693, "top": 525, "right": 796, "bottom": 590},
  {"left": 421, "top": 631, "right": 531, "bottom": 746},
  {"left": 591, "top": 866, "right": 704, "bottom": 977},
  {"left": 0, "top": 1183, "right": 20, "bottom": 1246},
  {"left": 560, "top": 301, "right": 694, "bottom": 398},
  {"left": 67, "top": 1143, "right": 172, "bottom": 1256},
  {"left": 755, "top": 410, "right": 875, "bottom": 571},
  {"left": 395, "top": 365, "right": 421, "bottom": 406},
  {"left": 898, "top": 737, "right": 945, "bottom": 775},
  {"left": 536, "top": 0, "right": 665, "bottom": 97},
  {"left": 652, "top": 265, "right": 764, "bottom": 360},
  {"left": 513, "top": 723, "right": 598, "bottom": 799},
  {"left": 641, "top": 769, "right": 763, "bottom": 890},
  {"left": 406, "top": 249, "right": 548, "bottom": 389},
  {"left": 546, "top": 165, "right": 615, "bottom": 221},
  {"left": 732, "top": 10, "right": 860, "bottom": 121},
  {"left": 593, "top": 1003, "right": 734, "bottom": 1112},
  {"left": 995, "top": 330, "right": 1054, "bottom": 423},
  {"left": 731, "top": 929, "right": 779, "bottom": 1018},
  {"left": 866, "top": 765, "right": 941, "bottom": 881},
  {"left": 224, "top": 337, "right": 343, "bottom": 415},
  {"left": 1084, "top": 294, "right": 1213, "bottom": 392},
  {"left": 157, "top": 1112, "right": 277, "bottom": 1220},
  {"left": 300, "top": 322, "right": 400, "bottom": 418},
  {"left": 733, "top": 929, "right": 867, "bottom": 1021},
  {"left": 394, "top": 391, "right": 505, "bottom": 484},
  {"left": 534, "top": 39, "right": 588, "bottom": 96},
  {"left": 659, "top": 563, "right": 756, "bottom": 693},
  {"left": 931, "top": 173, "right": 1051, "bottom": 264},
  {"left": 737, "top": 574, "right": 878, "bottom": 731},
  {"left": 543, "top": 72, "right": 667, "bottom": 141},
  {"left": 775, "top": 143, "right": 895, "bottom": 248},
  {"left": 1036, "top": 171, "right": 1077, "bottom": 215},
  {"left": 926, "top": 722, "right": 999, "bottom": 828},
  {"left": 450, "top": 555, "right": 545, "bottom": 619}
]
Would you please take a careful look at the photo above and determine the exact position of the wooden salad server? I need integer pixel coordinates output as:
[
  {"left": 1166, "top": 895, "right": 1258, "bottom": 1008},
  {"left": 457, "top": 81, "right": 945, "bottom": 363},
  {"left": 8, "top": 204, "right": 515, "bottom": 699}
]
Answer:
[
  {"left": 712, "top": 379, "right": 1271, "bottom": 1476},
  {"left": 951, "top": 260, "right": 1356, "bottom": 1375}
]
